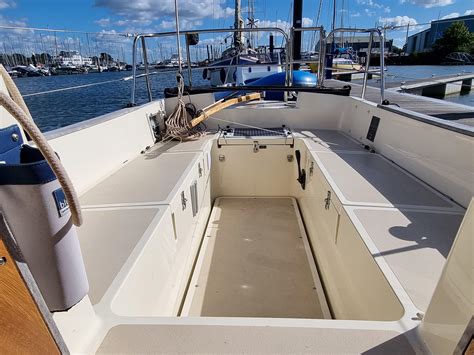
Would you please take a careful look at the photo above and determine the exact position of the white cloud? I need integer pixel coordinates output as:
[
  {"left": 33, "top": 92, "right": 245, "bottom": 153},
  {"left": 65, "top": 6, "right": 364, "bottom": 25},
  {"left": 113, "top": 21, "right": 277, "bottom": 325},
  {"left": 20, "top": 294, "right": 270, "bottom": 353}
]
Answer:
[
  {"left": 464, "top": 9, "right": 474, "bottom": 15},
  {"left": 95, "top": 18, "right": 111, "bottom": 27},
  {"left": 392, "top": 37, "right": 407, "bottom": 47},
  {"left": 0, "top": 14, "right": 29, "bottom": 35},
  {"left": 95, "top": 0, "right": 234, "bottom": 24},
  {"left": 302, "top": 17, "right": 314, "bottom": 27},
  {"left": 257, "top": 19, "right": 291, "bottom": 32},
  {"left": 351, "top": 11, "right": 361, "bottom": 17},
  {"left": 159, "top": 20, "right": 175, "bottom": 30},
  {"left": 399, "top": 0, "right": 454, "bottom": 8},
  {"left": 379, "top": 15, "right": 418, "bottom": 28},
  {"left": 199, "top": 35, "right": 225, "bottom": 45},
  {"left": 357, "top": 0, "right": 391, "bottom": 13},
  {"left": 158, "top": 18, "right": 202, "bottom": 30},
  {"left": 115, "top": 19, "right": 152, "bottom": 27},
  {"left": 99, "top": 29, "right": 118, "bottom": 35},
  {"left": 441, "top": 12, "right": 459, "bottom": 19},
  {"left": 365, "top": 8, "right": 376, "bottom": 17},
  {"left": 0, "top": 0, "right": 15, "bottom": 10}
]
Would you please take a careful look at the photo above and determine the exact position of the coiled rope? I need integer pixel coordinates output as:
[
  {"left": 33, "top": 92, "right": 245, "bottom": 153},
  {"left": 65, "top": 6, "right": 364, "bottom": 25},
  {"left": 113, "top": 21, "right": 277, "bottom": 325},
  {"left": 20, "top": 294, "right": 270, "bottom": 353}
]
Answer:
[
  {"left": 162, "top": 0, "right": 206, "bottom": 142},
  {"left": 0, "top": 64, "right": 82, "bottom": 226},
  {"left": 162, "top": 73, "right": 206, "bottom": 141}
]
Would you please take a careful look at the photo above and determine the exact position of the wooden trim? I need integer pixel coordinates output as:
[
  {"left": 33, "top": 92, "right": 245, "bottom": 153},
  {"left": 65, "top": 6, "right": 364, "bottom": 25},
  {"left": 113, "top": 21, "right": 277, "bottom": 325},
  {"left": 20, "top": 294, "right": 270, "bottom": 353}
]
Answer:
[
  {"left": 0, "top": 237, "right": 61, "bottom": 354},
  {"left": 190, "top": 92, "right": 261, "bottom": 127}
]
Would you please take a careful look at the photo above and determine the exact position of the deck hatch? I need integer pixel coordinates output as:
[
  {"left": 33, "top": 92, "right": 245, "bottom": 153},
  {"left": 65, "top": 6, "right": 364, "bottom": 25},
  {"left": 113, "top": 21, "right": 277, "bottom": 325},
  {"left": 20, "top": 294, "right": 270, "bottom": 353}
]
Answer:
[{"left": 221, "top": 127, "right": 291, "bottom": 137}]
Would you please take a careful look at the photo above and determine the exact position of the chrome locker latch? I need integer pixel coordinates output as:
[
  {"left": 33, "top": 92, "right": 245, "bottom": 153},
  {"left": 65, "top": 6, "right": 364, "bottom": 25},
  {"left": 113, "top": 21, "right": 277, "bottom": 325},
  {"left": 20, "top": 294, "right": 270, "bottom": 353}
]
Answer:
[
  {"left": 253, "top": 141, "right": 259, "bottom": 153},
  {"left": 181, "top": 191, "right": 187, "bottom": 210},
  {"left": 324, "top": 191, "right": 331, "bottom": 210}
]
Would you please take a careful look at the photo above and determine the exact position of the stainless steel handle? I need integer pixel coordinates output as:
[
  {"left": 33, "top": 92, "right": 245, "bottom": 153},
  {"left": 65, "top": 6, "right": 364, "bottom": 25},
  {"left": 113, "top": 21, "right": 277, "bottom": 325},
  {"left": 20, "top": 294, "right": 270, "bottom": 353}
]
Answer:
[{"left": 324, "top": 191, "right": 331, "bottom": 210}]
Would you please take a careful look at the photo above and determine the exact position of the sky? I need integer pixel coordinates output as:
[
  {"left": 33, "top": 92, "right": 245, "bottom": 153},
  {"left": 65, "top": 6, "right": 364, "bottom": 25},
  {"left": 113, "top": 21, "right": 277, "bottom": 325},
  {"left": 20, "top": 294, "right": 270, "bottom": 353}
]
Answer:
[{"left": 0, "top": 0, "right": 472, "bottom": 60}]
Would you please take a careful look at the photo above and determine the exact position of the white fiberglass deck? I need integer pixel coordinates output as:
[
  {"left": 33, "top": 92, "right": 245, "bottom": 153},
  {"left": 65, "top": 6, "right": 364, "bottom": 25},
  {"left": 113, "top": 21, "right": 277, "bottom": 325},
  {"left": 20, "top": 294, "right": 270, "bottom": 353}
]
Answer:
[
  {"left": 182, "top": 197, "right": 330, "bottom": 319},
  {"left": 51, "top": 128, "right": 468, "bottom": 354}
]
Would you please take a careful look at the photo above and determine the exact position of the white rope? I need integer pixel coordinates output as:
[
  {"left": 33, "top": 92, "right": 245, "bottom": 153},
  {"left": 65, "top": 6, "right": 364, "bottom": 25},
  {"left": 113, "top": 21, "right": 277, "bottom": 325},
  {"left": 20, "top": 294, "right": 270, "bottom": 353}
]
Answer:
[{"left": 162, "top": 73, "right": 206, "bottom": 142}]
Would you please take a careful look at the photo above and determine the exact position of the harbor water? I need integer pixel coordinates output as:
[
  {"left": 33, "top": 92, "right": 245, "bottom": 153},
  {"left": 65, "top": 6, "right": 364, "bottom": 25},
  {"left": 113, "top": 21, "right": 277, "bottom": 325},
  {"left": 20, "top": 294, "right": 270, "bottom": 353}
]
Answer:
[{"left": 14, "top": 65, "right": 474, "bottom": 133}]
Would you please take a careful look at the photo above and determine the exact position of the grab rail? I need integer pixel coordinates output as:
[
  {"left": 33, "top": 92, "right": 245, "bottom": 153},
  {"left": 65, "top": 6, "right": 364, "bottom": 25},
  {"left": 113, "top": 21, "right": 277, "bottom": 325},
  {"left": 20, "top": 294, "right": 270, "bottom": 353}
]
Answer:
[
  {"left": 130, "top": 27, "right": 291, "bottom": 106},
  {"left": 129, "top": 26, "right": 386, "bottom": 105},
  {"left": 290, "top": 26, "right": 326, "bottom": 87},
  {"left": 324, "top": 27, "right": 385, "bottom": 102}
]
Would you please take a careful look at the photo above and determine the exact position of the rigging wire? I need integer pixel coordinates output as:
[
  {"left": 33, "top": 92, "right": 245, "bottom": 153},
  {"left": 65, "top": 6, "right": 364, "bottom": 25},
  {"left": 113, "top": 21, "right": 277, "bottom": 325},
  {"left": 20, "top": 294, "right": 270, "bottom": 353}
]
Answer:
[
  {"left": 0, "top": 25, "right": 131, "bottom": 36},
  {"left": 20, "top": 72, "right": 159, "bottom": 97},
  {"left": 310, "top": 0, "right": 324, "bottom": 51}
]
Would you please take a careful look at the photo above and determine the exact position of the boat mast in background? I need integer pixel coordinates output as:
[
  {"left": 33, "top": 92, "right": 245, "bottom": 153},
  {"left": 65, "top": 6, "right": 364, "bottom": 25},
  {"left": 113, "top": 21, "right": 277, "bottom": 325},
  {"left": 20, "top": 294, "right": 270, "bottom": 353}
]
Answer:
[
  {"left": 292, "top": 0, "right": 303, "bottom": 70},
  {"left": 234, "top": 0, "right": 244, "bottom": 49},
  {"left": 331, "top": 0, "right": 337, "bottom": 51}
]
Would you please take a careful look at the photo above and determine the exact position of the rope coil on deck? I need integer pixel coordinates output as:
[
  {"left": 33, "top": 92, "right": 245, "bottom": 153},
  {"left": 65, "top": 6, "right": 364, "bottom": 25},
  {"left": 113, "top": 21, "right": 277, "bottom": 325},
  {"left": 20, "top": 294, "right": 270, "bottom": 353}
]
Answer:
[{"left": 162, "top": 73, "right": 206, "bottom": 142}]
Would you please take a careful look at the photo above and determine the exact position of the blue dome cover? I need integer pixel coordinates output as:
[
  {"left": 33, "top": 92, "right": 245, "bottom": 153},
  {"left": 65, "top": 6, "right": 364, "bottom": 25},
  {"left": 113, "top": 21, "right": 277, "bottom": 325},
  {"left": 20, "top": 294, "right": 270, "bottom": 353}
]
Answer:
[{"left": 214, "top": 71, "right": 317, "bottom": 101}]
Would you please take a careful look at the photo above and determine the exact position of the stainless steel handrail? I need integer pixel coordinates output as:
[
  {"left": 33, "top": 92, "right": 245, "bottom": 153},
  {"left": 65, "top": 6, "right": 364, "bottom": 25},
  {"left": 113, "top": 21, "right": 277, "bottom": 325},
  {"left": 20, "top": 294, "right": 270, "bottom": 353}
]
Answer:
[
  {"left": 130, "top": 27, "right": 291, "bottom": 105},
  {"left": 130, "top": 26, "right": 386, "bottom": 105},
  {"left": 290, "top": 26, "right": 325, "bottom": 86},
  {"left": 324, "top": 27, "right": 385, "bottom": 102}
]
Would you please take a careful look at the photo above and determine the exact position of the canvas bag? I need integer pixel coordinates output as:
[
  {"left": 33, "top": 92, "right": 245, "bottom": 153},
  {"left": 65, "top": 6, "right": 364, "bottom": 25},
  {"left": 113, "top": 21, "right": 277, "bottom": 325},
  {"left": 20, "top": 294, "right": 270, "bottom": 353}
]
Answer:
[{"left": 0, "top": 124, "right": 89, "bottom": 312}]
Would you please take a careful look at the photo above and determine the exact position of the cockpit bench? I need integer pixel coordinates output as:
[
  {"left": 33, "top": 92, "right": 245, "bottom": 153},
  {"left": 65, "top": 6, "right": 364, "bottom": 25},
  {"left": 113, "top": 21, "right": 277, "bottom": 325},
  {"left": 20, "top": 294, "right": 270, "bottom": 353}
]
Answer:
[
  {"left": 76, "top": 135, "right": 214, "bottom": 311},
  {"left": 300, "top": 130, "right": 464, "bottom": 316}
]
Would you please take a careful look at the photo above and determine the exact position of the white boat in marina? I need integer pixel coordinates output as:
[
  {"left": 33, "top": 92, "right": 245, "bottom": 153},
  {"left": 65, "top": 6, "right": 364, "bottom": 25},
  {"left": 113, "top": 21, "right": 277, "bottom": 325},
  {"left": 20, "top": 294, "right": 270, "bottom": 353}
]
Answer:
[
  {"left": 0, "top": 23, "right": 473, "bottom": 355},
  {"left": 203, "top": 0, "right": 285, "bottom": 87}
]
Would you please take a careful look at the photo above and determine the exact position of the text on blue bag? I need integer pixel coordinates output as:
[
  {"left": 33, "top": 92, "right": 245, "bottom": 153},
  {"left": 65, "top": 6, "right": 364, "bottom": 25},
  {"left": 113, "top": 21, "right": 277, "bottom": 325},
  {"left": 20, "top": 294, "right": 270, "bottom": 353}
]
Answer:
[{"left": 53, "top": 188, "right": 69, "bottom": 217}]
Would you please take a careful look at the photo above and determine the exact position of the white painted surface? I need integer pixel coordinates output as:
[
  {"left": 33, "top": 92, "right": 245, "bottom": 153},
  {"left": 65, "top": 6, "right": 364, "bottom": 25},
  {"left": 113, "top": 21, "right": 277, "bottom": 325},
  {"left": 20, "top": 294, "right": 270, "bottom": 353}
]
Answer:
[
  {"left": 48, "top": 102, "right": 160, "bottom": 194},
  {"left": 45, "top": 92, "right": 472, "bottom": 353},
  {"left": 340, "top": 97, "right": 473, "bottom": 208},
  {"left": 421, "top": 199, "right": 474, "bottom": 354}
]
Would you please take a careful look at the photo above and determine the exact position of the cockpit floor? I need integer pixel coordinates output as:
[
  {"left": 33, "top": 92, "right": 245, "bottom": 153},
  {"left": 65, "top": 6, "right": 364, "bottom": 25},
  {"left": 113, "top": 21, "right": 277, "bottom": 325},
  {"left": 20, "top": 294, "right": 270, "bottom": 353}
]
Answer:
[{"left": 182, "top": 197, "right": 329, "bottom": 319}]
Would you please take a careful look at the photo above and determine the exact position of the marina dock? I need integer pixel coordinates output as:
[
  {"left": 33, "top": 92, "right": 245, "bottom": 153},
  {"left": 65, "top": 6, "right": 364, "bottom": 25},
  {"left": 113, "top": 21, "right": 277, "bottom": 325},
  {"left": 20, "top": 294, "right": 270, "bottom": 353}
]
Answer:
[
  {"left": 386, "top": 73, "right": 474, "bottom": 97},
  {"left": 326, "top": 78, "right": 474, "bottom": 127}
]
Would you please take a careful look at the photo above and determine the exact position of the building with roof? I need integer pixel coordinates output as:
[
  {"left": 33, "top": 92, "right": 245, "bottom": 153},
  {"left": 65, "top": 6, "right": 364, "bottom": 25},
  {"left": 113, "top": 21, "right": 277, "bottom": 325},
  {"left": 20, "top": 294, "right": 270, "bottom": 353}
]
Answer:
[
  {"left": 406, "top": 14, "right": 474, "bottom": 54},
  {"left": 318, "top": 35, "right": 393, "bottom": 54}
]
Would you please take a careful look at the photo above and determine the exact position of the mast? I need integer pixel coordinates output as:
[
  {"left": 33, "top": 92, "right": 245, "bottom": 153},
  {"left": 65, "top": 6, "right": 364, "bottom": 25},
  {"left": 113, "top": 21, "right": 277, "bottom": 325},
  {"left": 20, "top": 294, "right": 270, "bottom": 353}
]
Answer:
[
  {"left": 247, "top": 0, "right": 256, "bottom": 48},
  {"left": 340, "top": 0, "right": 344, "bottom": 47},
  {"left": 331, "top": 0, "right": 336, "bottom": 52},
  {"left": 233, "top": 0, "right": 244, "bottom": 49},
  {"left": 292, "top": 0, "right": 303, "bottom": 69}
]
